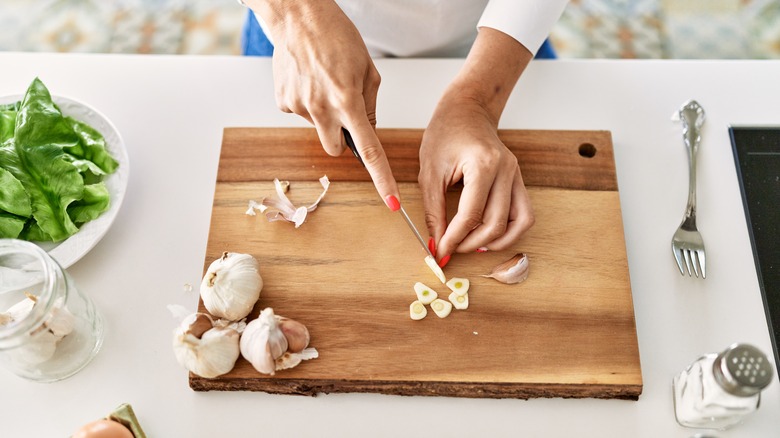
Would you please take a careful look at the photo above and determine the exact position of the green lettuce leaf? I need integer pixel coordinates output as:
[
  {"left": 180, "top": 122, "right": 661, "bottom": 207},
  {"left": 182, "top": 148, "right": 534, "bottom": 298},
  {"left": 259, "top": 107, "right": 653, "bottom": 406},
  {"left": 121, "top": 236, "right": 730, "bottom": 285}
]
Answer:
[
  {"left": 0, "top": 79, "right": 119, "bottom": 243},
  {"left": 19, "top": 219, "right": 51, "bottom": 242},
  {"left": 0, "top": 211, "right": 26, "bottom": 238},
  {"left": 0, "top": 110, "right": 16, "bottom": 143},
  {"left": 0, "top": 166, "right": 31, "bottom": 217},
  {"left": 68, "top": 182, "right": 110, "bottom": 225},
  {"left": 65, "top": 117, "right": 118, "bottom": 175},
  {"left": 6, "top": 79, "right": 84, "bottom": 242}
]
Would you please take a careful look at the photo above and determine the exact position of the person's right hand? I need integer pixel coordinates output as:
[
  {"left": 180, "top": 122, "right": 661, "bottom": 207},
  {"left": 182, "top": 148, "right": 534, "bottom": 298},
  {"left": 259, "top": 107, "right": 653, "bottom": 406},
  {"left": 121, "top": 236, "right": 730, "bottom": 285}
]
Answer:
[{"left": 252, "top": 0, "right": 401, "bottom": 210}]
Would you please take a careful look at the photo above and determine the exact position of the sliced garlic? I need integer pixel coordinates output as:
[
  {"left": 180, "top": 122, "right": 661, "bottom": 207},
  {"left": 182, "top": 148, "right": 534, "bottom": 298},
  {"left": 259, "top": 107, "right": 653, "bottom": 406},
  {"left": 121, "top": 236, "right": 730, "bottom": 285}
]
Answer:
[
  {"left": 240, "top": 308, "right": 288, "bottom": 375},
  {"left": 172, "top": 313, "right": 241, "bottom": 378},
  {"left": 448, "top": 291, "right": 469, "bottom": 310},
  {"left": 424, "top": 255, "right": 446, "bottom": 284},
  {"left": 483, "top": 253, "right": 529, "bottom": 284},
  {"left": 413, "top": 282, "right": 438, "bottom": 305},
  {"left": 409, "top": 300, "right": 427, "bottom": 320},
  {"left": 201, "top": 252, "right": 263, "bottom": 321},
  {"left": 430, "top": 299, "right": 453, "bottom": 318},
  {"left": 445, "top": 277, "right": 469, "bottom": 296}
]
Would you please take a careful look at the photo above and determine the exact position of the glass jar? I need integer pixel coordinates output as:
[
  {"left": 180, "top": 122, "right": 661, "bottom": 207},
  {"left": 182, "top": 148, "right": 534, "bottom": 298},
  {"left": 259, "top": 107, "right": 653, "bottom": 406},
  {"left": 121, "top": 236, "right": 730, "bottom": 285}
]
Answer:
[
  {"left": 673, "top": 343, "right": 773, "bottom": 430},
  {"left": 0, "top": 239, "right": 103, "bottom": 382}
]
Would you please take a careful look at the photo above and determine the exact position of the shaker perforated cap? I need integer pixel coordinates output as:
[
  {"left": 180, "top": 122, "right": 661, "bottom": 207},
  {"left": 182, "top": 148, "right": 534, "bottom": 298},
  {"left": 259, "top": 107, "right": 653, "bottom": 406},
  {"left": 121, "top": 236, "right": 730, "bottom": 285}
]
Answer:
[{"left": 713, "top": 343, "right": 774, "bottom": 397}]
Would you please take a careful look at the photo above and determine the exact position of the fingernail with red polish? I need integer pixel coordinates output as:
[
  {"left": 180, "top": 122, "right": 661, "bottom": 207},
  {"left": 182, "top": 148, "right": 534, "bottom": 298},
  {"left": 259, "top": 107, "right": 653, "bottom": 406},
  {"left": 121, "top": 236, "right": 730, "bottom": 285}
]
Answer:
[
  {"left": 476, "top": 247, "right": 489, "bottom": 253},
  {"left": 438, "top": 254, "right": 451, "bottom": 268},
  {"left": 384, "top": 195, "right": 400, "bottom": 212},
  {"left": 428, "top": 237, "right": 436, "bottom": 255}
]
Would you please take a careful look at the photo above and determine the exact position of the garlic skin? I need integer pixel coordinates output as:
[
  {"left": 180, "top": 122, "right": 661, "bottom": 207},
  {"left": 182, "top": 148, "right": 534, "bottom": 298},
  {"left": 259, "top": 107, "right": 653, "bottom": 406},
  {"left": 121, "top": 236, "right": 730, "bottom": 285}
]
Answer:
[
  {"left": 172, "top": 313, "right": 240, "bottom": 378},
  {"left": 483, "top": 253, "right": 529, "bottom": 284},
  {"left": 275, "top": 348, "right": 319, "bottom": 371},
  {"left": 277, "top": 316, "right": 310, "bottom": 353},
  {"left": 201, "top": 252, "right": 263, "bottom": 321},
  {"left": 240, "top": 308, "right": 289, "bottom": 375}
]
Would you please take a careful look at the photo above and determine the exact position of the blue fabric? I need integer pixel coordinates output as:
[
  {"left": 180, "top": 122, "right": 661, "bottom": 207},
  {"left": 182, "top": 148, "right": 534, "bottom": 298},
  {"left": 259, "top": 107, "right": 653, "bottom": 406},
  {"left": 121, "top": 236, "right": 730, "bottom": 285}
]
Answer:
[
  {"left": 241, "top": 12, "right": 556, "bottom": 59},
  {"left": 241, "top": 12, "right": 274, "bottom": 56}
]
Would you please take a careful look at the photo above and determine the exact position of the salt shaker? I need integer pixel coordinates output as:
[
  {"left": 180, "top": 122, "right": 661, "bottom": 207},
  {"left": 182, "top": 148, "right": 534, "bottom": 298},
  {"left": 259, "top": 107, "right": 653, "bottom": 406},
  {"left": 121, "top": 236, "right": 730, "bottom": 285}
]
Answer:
[
  {"left": 673, "top": 343, "right": 773, "bottom": 430},
  {"left": 0, "top": 239, "right": 104, "bottom": 382}
]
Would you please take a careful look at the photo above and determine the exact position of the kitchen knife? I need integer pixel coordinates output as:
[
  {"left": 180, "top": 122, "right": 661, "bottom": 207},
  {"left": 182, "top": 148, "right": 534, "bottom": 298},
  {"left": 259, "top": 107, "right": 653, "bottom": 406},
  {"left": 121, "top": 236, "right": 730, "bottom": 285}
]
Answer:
[{"left": 342, "top": 128, "right": 435, "bottom": 260}]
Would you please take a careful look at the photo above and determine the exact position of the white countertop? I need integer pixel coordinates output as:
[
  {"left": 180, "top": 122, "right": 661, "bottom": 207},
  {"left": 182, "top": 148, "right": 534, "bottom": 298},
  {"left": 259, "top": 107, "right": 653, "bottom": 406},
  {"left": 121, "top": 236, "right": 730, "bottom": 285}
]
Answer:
[{"left": 1, "top": 52, "right": 779, "bottom": 437}]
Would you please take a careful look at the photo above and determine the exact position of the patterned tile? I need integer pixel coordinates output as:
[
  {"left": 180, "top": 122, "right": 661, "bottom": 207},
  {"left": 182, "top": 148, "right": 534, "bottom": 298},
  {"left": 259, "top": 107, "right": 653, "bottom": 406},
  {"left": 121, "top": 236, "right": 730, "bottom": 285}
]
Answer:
[{"left": 0, "top": 0, "right": 778, "bottom": 59}]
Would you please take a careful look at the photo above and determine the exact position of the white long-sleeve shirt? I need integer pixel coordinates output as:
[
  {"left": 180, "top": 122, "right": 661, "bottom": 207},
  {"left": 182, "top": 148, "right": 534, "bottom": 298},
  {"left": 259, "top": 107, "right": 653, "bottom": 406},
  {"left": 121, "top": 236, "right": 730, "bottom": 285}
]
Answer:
[{"left": 257, "top": 0, "right": 569, "bottom": 58}]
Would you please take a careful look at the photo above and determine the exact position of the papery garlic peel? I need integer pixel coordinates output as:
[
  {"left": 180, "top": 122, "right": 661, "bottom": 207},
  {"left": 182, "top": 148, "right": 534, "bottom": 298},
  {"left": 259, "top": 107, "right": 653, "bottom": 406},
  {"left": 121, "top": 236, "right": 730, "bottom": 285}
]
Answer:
[
  {"left": 483, "top": 253, "right": 529, "bottom": 284},
  {"left": 200, "top": 252, "right": 263, "bottom": 321}
]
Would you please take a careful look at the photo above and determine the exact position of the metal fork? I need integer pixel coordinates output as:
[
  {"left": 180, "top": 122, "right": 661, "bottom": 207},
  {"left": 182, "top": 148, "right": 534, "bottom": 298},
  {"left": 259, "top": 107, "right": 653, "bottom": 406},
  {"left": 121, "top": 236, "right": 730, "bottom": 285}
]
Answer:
[{"left": 671, "top": 100, "right": 707, "bottom": 278}]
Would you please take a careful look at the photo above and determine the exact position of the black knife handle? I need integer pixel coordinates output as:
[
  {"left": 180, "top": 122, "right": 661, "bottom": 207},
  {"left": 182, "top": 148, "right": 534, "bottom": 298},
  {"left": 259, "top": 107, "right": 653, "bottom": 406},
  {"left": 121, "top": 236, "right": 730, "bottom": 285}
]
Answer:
[{"left": 342, "top": 127, "right": 365, "bottom": 167}]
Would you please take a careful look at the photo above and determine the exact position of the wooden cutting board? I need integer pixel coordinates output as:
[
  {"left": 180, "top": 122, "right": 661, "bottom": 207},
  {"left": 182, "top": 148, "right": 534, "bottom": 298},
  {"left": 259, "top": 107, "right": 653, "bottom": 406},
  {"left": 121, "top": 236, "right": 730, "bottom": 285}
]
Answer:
[{"left": 193, "top": 128, "right": 642, "bottom": 400}]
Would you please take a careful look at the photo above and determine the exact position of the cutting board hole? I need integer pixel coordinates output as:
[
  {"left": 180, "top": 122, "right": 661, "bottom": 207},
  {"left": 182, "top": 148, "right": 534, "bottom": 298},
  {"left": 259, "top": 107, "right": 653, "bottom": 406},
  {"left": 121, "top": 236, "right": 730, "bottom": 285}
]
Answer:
[{"left": 579, "top": 143, "right": 597, "bottom": 158}]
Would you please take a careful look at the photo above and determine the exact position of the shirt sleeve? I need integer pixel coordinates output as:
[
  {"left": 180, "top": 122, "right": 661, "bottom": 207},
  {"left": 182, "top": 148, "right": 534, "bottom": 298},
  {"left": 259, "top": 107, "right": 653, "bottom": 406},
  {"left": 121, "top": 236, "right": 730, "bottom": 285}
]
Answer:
[{"left": 477, "top": 0, "right": 569, "bottom": 55}]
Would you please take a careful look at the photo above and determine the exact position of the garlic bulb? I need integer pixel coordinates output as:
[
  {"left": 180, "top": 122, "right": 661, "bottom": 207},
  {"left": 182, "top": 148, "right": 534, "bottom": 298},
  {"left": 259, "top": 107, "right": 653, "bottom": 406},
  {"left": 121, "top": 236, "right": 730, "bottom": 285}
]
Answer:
[
  {"left": 482, "top": 253, "right": 529, "bottom": 284},
  {"left": 173, "top": 312, "right": 240, "bottom": 378},
  {"left": 240, "top": 308, "right": 289, "bottom": 375},
  {"left": 200, "top": 252, "right": 263, "bottom": 321}
]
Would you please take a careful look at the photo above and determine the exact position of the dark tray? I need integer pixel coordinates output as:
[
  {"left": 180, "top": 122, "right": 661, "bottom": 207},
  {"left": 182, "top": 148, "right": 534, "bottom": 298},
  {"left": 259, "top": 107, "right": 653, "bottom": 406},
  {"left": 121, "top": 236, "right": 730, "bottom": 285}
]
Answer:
[{"left": 730, "top": 126, "right": 780, "bottom": 377}]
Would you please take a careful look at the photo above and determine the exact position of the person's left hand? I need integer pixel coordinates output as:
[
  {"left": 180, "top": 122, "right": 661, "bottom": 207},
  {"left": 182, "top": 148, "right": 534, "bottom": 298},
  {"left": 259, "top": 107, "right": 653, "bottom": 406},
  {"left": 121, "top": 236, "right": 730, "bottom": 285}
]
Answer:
[{"left": 418, "top": 93, "right": 535, "bottom": 263}]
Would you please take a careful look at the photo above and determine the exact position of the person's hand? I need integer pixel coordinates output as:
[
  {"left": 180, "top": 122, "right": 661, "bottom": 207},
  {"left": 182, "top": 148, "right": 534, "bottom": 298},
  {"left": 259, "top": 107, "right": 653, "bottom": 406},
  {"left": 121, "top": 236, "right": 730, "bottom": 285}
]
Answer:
[
  {"left": 251, "top": 0, "right": 400, "bottom": 209},
  {"left": 418, "top": 27, "right": 536, "bottom": 265},
  {"left": 419, "top": 94, "right": 534, "bottom": 263}
]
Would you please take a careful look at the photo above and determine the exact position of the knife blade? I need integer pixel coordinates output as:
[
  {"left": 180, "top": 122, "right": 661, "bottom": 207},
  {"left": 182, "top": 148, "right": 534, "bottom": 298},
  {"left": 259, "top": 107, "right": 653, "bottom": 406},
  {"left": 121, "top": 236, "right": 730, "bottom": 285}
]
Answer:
[{"left": 342, "top": 128, "right": 435, "bottom": 259}]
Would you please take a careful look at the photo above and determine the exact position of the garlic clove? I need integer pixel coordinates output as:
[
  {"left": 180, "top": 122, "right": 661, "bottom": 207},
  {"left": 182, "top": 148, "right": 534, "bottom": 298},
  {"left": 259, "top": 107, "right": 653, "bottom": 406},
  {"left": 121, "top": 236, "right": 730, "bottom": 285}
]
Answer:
[
  {"left": 482, "top": 253, "right": 529, "bottom": 284},
  {"left": 445, "top": 277, "right": 470, "bottom": 296},
  {"left": 409, "top": 300, "right": 427, "bottom": 320},
  {"left": 424, "top": 255, "right": 447, "bottom": 284},
  {"left": 44, "top": 300, "right": 75, "bottom": 338},
  {"left": 276, "top": 316, "right": 310, "bottom": 353},
  {"left": 448, "top": 291, "right": 469, "bottom": 310},
  {"left": 240, "top": 308, "right": 288, "bottom": 375},
  {"left": 413, "top": 282, "right": 438, "bottom": 305},
  {"left": 182, "top": 313, "right": 214, "bottom": 338},
  {"left": 173, "top": 314, "right": 240, "bottom": 379},
  {"left": 430, "top": 299, "right": 453, "bottom": 318},
  {"left": 8, "top": 329, "right": 59, "bottom": 366},
  {"left": 2, "top": 295, "right": 36, "bottom": 323},
  {"left": 200, "top": 252, "right": 263, "bottom": 321}
]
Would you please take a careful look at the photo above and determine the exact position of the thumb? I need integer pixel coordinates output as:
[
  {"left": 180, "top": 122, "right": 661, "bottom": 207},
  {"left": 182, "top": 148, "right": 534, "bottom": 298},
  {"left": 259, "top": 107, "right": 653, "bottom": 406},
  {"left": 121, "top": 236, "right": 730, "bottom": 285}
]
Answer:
[{"left": 345, "top": 119, "right": 400, "bottom": 210}]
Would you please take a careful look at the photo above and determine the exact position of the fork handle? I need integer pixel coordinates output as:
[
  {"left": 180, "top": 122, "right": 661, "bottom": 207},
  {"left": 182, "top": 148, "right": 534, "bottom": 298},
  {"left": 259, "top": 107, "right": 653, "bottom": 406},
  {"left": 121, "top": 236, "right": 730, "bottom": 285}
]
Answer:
[{"left": 679, "top": 100, "right": 705, "bottom": 221}]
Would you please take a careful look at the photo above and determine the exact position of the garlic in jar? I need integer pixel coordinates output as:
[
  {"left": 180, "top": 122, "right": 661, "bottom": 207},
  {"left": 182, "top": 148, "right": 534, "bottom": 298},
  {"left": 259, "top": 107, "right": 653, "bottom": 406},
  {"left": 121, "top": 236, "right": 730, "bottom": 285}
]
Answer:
[
  {"left": 172, "top": 312, "right": 241, "bottom": 378},
  {"left": 200, "top": 252, "right": 263, "bottom": 321},
  {"left": 0, "top": 293, "right": 75, "bottom": 366},
  {"left": 240, "top": 308, "right": 288, "bottom": 375}
]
